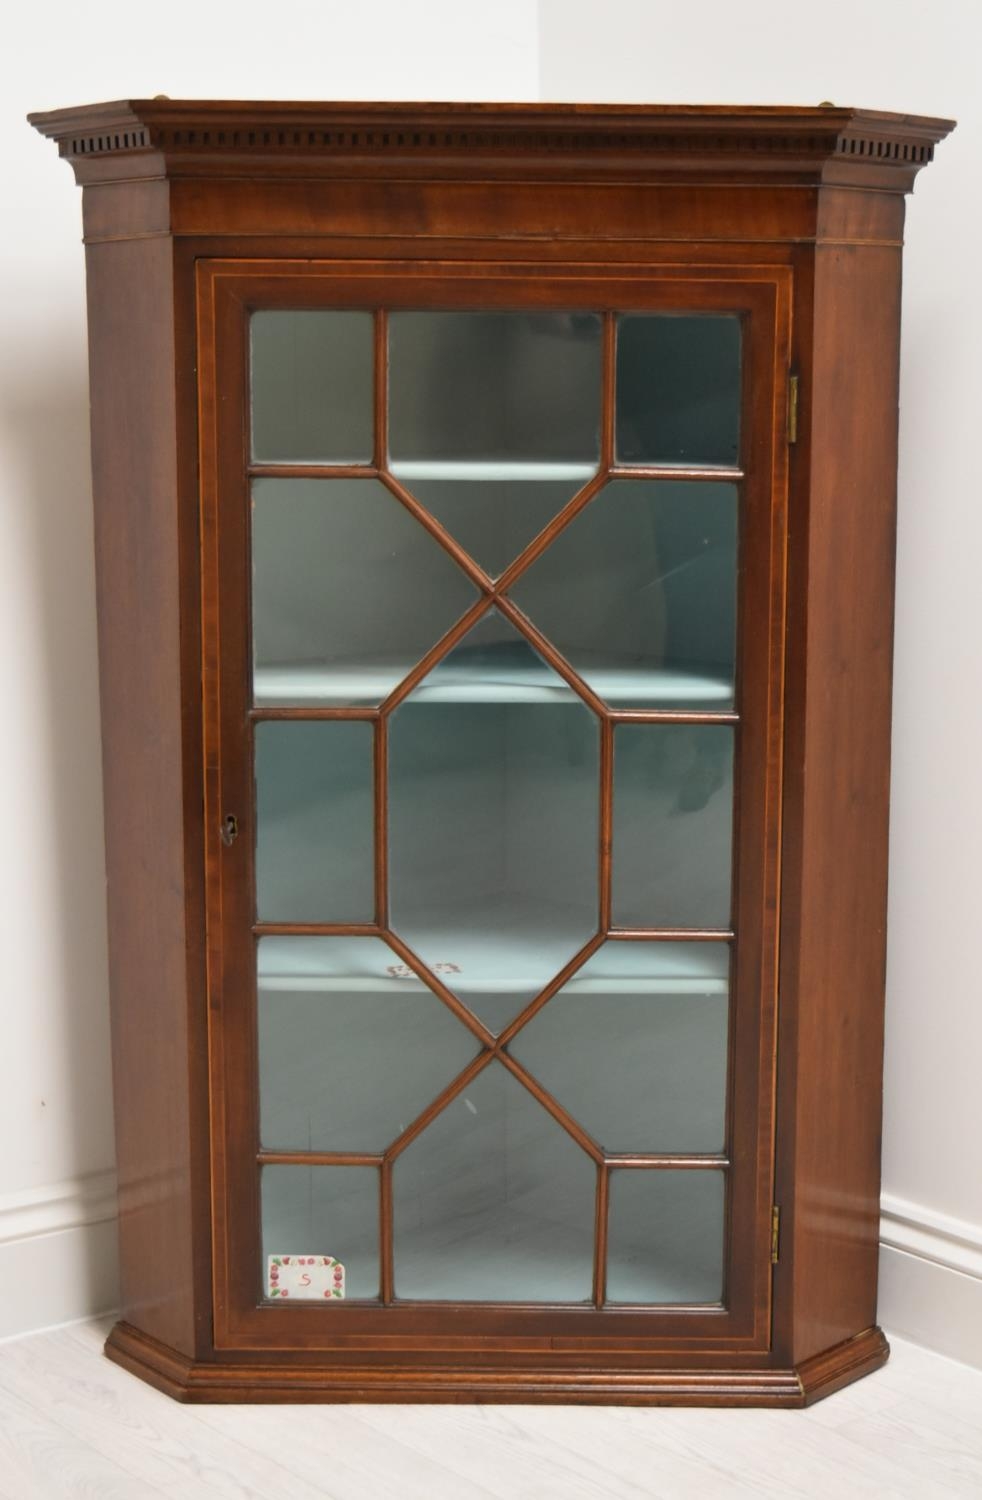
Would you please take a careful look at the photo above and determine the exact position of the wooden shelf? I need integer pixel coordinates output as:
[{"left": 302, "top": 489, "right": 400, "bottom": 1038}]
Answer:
[
  {"left": 253, "top": 659, "right": 734, "bottom": 708},
  {"left": 257, "top": 928, "right": 730, "bottom": 997},
  {"left": 389, "top": 460, "right": 598, "bottom": 482}
]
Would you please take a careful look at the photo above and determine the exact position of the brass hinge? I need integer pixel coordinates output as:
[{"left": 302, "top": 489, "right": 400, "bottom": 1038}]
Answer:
[
  {"left": 771, "top": 1205, "right": 781, "bottom": 1265},
  {"left": 787, "top": 373, "right": 800, "bottom": 445}
]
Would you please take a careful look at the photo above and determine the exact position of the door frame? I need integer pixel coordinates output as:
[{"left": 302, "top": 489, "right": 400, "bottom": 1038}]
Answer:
[{"left": 196, "top": 258, "right": 792, "bottom": 1359}]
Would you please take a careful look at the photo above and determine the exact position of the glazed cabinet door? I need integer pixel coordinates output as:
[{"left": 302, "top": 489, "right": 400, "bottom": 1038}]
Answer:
[{"left": 198, "top": 261, "right": 791, "bottom": 1357}]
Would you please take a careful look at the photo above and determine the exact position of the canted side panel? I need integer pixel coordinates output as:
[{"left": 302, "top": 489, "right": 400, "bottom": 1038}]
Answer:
[
  {"left": 778, "top": 236, "right": 903, "bottom": 1364},
  {"left": 86, "top": 237, "right": 199, "bottom": 1356}
]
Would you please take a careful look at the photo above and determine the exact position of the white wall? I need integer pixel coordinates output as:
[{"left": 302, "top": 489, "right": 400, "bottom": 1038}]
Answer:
[
  {"left": 539, "top": 0, "right": 982, "bottom": 1367},
  {"left": 0, "top": 0, "right": 539, "bottom": 1340},
  {"left": 3, "top": 0, "right": 979, "bottom": 1366}
]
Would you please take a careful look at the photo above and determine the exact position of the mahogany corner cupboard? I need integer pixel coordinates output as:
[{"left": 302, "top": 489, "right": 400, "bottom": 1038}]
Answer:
[{"left": 29, "top": 99, "right": 953, "bottom": 1406}]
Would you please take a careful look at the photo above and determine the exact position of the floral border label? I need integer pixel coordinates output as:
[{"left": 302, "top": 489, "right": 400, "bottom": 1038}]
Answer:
[
  {"left": 266, "top": 1255, "right": 345, "bottom": 1299},
  {"left": 386, "top": 961, "right": 461, "bottom": 978}
]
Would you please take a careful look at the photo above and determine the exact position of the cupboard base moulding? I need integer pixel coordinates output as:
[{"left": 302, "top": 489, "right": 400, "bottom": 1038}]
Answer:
[{"left": 104, "top": 1321, "right": 889, "bottom": 1407}]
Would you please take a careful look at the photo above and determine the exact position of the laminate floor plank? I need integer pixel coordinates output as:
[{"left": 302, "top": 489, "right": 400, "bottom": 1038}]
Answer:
[
  {"left": 0, "top": 1325, "right": 336, "bottom": 1500},
  {"left": 206, "top": 1404, "right": 509, "bottom": 1500},
  {"left": 809, "top": 1338, "right": 982, "bottom": 1437},
  {"left": 828, "top": 1402, "right": 982, "bottom": 1495},
  {"left": 875, "top": 1344, "right": 982, "bottom": 1434},
  {"left": 0, "top": 1377, "right": 170, "bottom": 1500},
  {"left": 607, "top": 1406, "right": 954, "bottom": 1500},
  {"left": 351, "top": 1402, "right": 660, "bottom": 1500},
  {"left": 490, "top": 1404, "right": 872, "bottom": 1500},
  {"left": 374, "top": 1401, "right": 777, "bottom": 1500},
  {"left": 200, "top": 1402, "right": 502, "bottom": 1500},
  {"left": 0, "top": 1321, "right": 980, "bottom": 1500}
]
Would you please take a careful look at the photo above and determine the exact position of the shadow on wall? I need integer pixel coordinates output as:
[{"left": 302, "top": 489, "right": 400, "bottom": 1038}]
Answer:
[{"left": 0, "top": 352, "right": 120, "bottom": 1318}]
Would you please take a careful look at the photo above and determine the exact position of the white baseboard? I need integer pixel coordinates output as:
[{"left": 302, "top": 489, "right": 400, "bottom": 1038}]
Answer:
[
  {"left": 880, "top": 1193, "right": 982, "bottom": 1281},
  {"left": 879, "top": 1247, "right": 982, "bottom": 1370},
  {"left": 0, "top": 1170, "right": 118, "bottom": 1249},
  {"left": 0, "top": 1171, "right": 119, "bottom": 1341},
  {"left": 878, "top": 1192, "right": 982, "bottom": 1370},
  {"left": 0, "top": 1172, "right": 979, "bottom": 1368}
]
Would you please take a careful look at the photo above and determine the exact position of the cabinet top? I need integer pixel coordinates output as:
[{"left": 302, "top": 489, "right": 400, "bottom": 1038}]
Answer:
[{"left": 29, "top": 98, "right": 953, "bottom": 191}]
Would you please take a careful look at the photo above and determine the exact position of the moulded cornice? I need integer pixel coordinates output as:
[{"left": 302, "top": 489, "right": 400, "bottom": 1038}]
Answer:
[{"left": 28, "top": 99, "right": 955, "bottom": 192}]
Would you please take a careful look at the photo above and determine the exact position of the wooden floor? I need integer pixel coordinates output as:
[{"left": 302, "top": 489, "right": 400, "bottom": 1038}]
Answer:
[{"left": 0, "top": 1319, "right": 980, "bottom": 1498}]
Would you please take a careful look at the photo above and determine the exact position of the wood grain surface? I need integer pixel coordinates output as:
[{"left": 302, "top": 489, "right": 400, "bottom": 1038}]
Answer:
[{"left": 29, "top": 98, "right": 953, "bottom": 1404}]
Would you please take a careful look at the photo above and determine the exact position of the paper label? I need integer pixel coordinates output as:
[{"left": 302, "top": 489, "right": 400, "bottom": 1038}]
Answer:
[
  {"left": 267, "top": 1255, "right": 345, "bottom": 1299},
  {"left": 386, "top": 962, "right": 462, "bottom": 978}
]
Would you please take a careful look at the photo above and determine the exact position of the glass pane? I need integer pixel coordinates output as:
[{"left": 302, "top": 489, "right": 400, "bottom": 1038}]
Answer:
[
  {"left": 612, "top": 725, "right": 734, "bottom": 929},
  {"left": 388, "top": 312, "right": 600, "bottom": 577},
  {"left": 405, "top": 476, "right": 587, "bottom": 580},
  {"left": 258, "top": 937, "right": 481, "bottom": 1152},
  {"left": 606, "top": 1169, "right": 725, "bottom": 1304},
  {"left": 407, "top": 607, "right": 579, "bottom": 705},
  {"left": 389, "top": 610, "right": 599, "bottom": 1033},
  {"left": 262, "top": 1165, "right": 379, "bottom": 1300},
  {"left": 251, "top": 478, "right": 477, "bottom": 707},
  {"left": 251, "top": 310, "right": 373, "bottom": 464},
  {"left": 393, "top": 1062, "right": 594, "bottom": 1301},
  {"left": 255, "top": 720, "right": 373, "bottom": 923},
  {"left": 389, "top": 311, "right": 601, "bottom": 464},
  {"left": 616, "top": 314, "right": 741, "bottom": 467},
  {"left": 508, "top": 480, "right": 737, "bottom": 708},
  {"left": 509, "top": 941, "right": 729, "bottom": 1153}
]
